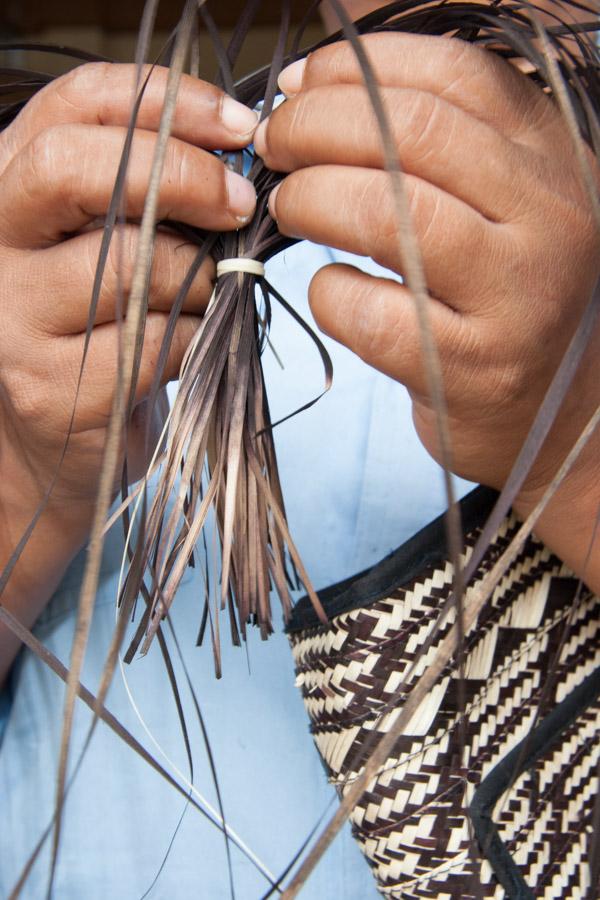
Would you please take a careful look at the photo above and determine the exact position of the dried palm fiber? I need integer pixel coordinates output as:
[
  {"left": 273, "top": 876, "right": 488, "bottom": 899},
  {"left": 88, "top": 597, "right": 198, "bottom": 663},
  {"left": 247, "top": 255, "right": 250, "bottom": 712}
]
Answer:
[
  {"left": 288, "top": 487, "right": 600, "bottom": 898},
  {"left": 127, "top": 0, "right": 600, "bottom": 673},
  {"left": 1, "top": 0, "right": 600, "bottom": 896},
  {"left": 1, "top": 1, "right": 598, "bottom": 667}
]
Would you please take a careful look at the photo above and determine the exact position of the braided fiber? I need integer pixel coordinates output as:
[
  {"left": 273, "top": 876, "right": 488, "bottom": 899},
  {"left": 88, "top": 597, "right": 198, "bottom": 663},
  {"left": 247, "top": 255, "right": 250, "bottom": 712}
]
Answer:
[{"left": 288, "top": 491, "right": 600, "bottom": 898}]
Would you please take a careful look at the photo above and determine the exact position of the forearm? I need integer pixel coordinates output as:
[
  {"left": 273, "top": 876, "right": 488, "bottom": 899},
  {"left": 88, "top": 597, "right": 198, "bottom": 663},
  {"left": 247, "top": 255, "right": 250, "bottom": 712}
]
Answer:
[{"left": 0, "top": 481, "right": 91, "bottom": 686}]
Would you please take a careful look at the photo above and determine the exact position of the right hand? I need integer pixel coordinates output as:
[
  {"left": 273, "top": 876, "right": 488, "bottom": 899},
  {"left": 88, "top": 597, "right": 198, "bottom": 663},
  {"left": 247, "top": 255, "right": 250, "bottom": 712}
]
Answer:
[{"left": 0, "top": 62, "right": 258, "bottom": 666}]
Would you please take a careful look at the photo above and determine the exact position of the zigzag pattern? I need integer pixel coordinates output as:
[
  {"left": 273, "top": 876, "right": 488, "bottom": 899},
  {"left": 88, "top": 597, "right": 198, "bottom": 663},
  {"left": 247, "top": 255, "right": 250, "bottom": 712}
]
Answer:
[{"left": 289, "top": 514, "right": 600, "bottom": 898}]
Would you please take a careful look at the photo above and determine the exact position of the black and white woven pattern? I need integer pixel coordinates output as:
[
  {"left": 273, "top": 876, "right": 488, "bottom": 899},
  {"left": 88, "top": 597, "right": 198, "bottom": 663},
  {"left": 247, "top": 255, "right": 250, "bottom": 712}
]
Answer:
[{"left": 287, "top": 488, "right": 600, "bottom": 899}]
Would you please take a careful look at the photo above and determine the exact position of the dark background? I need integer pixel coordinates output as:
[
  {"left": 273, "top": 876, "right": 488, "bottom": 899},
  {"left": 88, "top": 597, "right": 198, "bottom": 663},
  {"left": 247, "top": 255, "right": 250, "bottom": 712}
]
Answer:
[
  {"left": 0, "top": 1, "right": 324, "bottom": 77},
  {"left": 0, "top": 0, "right": 314, "bottom": 29}
]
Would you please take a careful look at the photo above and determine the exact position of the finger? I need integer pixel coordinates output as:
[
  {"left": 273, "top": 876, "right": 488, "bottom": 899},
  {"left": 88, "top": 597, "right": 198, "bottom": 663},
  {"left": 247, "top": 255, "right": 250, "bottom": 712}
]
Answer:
[
  {"left": 126, "top": 391, "right": 171, "bottom": 483},
  {"left": 310, "top": 264, "right": 548, "bottom": 424},
  {"left": 255, "top": 84, "right": 528, "bottom": 222},
  {"left": 61, "top": 312, "right": 201, "bottom": 431},
  {"left": 269, "top": 165, "right": 500, "bottom": 310},
  {"left": 309, "top": 263, "right": 470, "bottom": 400},
  {"left": 30, "top": 226, "right": 215, "bottom": 334},
  {"left": 0, "top": 124, "right": 256, "bottom": 248},
  {"left": 0, "top": 62, "right": 258, "bottom": 175},
  {"left": 277, "top": 33, "right": 558, "bottom": 147}
]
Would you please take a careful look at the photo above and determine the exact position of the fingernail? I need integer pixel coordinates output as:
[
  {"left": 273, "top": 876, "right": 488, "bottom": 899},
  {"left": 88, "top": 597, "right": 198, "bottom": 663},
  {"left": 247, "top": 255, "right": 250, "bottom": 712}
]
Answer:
[
  {"left": 221, "top": 96, "right": 259, "bottom": 137},
  {"left": 253, "top": 119, "right": 268, "bottom": 157},
  {"left": 268, "top": 183, "right": 281, "bottom": 220},
  {"left": 226, "top": 170, "right": 256, "bottom": 223},
  {"left": 278, "top": 58, "right": 307, "bottom": 97}
]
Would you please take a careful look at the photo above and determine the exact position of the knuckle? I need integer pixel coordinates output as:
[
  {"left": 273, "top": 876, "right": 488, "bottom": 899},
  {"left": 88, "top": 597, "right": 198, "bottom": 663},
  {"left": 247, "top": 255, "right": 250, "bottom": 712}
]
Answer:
[
  {"left": 23, "top": 124, "right": 74, "bottom": 203},
  {"left": 3, "top": 363, "right": 52, "bottom": 426},
  {"left": 283, "top": 96, "right": 312, "bottom": 166},
  {"left": 411, "top": 183, "right": 442, "bottom": 249},
  {"left": 54, "top": 62, "right": 113, "bottom": 112},
  {"left": 161, "top": 139, "right": 185, "bottom": 218},
  {"left": 163, "top": 137, "right": 182, "bottom": 190},
  {"left": 488, "top": 356, "right": 530, "bottom": 408},
  {"left": 105, "top": 226, "right": 138, "bottom": 298},
  {"left": 149, "top": 238, "right": 175, "bottom": 303},
  {"left": 402, "top": 91, "right": 440, "bottom": 162},
  {"left": 442, "top": 36, "right": 478, "bottom": 71},
  {"left": 420, "top": 194, "right": 442, "bottom": 249},
  {"left": 442, "top": 320, "right": 486, "bottom": 402},
  {"left": 303, "top": 44, "right": 336, "bottom": 86},
  {"left": 362, "top": 175, "right": 414, "bottom": 270},
  {"left": 466, "top": 320, "right": 531, "bottom": 410},
  {"left": 143, "top": 313, "right": 166, "bottom": 360},
  {"left": 439, "top": 37, "right": 487, "bottom": 93},
  {"left": 360, "top": 173, "right": 394, "bottom": 249}
]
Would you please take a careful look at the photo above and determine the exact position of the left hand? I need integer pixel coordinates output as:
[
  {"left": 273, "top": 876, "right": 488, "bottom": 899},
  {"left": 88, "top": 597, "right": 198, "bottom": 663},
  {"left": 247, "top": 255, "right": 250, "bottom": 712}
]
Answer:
[{"left": 253, "top": 33, "right": 600, "bottom": 587}]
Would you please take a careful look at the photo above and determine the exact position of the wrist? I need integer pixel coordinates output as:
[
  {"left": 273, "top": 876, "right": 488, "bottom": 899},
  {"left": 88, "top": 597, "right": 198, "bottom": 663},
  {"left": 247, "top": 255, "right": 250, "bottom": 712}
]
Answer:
[
  {"left": 0, "top": 470, "right": 93, "bottom": 684},
  {"left": 513, "top": 429, "right": 600, "bottom": 594}
]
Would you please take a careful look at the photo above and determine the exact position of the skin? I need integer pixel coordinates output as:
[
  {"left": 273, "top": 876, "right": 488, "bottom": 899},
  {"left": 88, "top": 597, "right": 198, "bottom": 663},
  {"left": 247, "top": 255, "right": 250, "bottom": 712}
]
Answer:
[
  {"left": 0, "top": 5, "right": 598, "bottom": 686},
  {"left": 0, "top": 64, "right": 259, "bottom": 683},
  {"left": 253, "top": 26, "right": 600, "bottom": 594}
]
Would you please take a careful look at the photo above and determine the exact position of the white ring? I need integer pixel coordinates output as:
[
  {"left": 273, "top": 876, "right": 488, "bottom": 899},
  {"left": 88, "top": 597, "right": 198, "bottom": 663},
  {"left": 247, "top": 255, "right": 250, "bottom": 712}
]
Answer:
[{"left": 216, "top": 258, "right": 265, "bottom": 278}]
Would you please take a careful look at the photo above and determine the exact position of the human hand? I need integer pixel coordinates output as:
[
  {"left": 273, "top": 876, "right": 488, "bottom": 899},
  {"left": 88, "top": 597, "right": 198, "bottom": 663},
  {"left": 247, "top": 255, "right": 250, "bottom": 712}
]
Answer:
[
  {"left": 0, "top": 62, "right": 258, "bottom": 663},
  {"left": 254, "top": 34, "right": 600, "bottom": 582}
]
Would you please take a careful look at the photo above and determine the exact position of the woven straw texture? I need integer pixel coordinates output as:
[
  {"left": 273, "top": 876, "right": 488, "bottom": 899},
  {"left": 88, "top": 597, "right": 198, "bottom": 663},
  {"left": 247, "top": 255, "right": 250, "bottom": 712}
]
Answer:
[{"left": 289, "top": 504, "right": 600, "bottom": 898}]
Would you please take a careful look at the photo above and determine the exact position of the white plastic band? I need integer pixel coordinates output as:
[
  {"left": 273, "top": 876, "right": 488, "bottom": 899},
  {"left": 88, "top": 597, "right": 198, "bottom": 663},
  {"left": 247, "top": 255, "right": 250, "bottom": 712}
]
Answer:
[{"left": 216, "top": 257, "right": 265, "bottom": 278}]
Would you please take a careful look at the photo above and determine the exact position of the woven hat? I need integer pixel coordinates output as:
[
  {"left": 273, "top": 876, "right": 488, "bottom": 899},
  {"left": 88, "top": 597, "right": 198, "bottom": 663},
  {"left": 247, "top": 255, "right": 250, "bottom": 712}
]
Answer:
[{"left": 288, "top": 487, "right": 600, "bottom": 898}]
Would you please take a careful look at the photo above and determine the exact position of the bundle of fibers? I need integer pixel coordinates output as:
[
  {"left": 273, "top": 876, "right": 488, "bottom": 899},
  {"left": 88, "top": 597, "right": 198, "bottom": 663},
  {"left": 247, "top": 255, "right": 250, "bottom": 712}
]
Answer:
[
  {"left": 0, "top": 0, "right": 598, "bottom": 668},
  {"left": 0, "top": 1, "right": 599, "bottom": 896},
  {"left": 115, "top": 0, "right": 600, "bottom": 678}
]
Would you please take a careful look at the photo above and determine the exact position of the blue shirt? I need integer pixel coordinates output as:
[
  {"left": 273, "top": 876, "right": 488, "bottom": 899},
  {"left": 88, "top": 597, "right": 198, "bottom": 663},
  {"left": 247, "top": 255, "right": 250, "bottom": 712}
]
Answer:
[{"left": 0, "top": 241, "right": 472, "bottom": 898}]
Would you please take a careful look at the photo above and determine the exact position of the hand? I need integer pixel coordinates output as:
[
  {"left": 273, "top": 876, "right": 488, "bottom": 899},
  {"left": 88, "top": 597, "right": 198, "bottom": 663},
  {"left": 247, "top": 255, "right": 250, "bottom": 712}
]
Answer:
[
  {"left": 0, "top": 62, "right": 258, "bottom": 675},
  {"left": 254, "top": 33, "right": 600, "bottom": 588}
]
